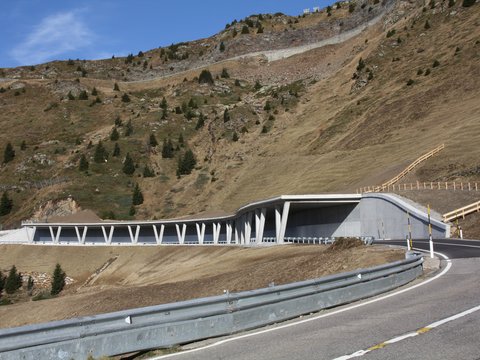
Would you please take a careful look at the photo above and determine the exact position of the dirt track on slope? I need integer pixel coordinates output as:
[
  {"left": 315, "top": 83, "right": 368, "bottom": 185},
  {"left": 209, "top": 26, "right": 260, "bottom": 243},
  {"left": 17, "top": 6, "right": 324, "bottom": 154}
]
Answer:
[{"left": 0, "top": 244, "right": 403, "bottom": 329}]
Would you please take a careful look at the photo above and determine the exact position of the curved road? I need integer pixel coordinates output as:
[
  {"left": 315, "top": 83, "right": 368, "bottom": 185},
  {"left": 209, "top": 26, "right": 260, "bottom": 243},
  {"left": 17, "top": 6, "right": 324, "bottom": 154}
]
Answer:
[{"left": 151, "top": 239, "right": 480, "bottom": 360}]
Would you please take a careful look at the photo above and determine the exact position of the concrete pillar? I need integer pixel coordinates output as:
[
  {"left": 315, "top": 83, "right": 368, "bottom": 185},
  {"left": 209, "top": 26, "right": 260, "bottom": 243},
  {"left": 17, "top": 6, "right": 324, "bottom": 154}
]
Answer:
[
  {"left": 240, "top": 215, "right": 246, "bottom": 245},
  {"left": 49, "top": 226, "right": 62, "bottom": 244},
  {"left": 128, "top": 225, "right": 140, "bottom": 244},
  {"left": 152, "top": 224, "right": 165, "bottom": 244},
  {"left": 101, "top": 226, "right": 115, "bottom": 244},
  {"left": 226, "top": 221, "right": 233, "bottom": 244},
  {"left": 196, "top": 223, "right": 206, "bottom": 244},
  {"left": 234, "top": 220, "right": 240, "bottom": 244},
  {"left": 213, "top": 222, "right": 221, "bottom": 244},
  {"left": 255, "top": 208, "right": 266, "bottom": 244},
  {"left": 275, "top": 202, "right": 290, "bottom": 244},
  {"left": 75, "top": 226, "right": 88, "bottom": 244},
  {"left": 176, "top": 224, "right": 186, "bottom": 244},
  {"left": 245, "top": 212, "right": 253, "bottom": 245},
  {"left": 26, "top": 226, "right": 36, "bottom": 244}
]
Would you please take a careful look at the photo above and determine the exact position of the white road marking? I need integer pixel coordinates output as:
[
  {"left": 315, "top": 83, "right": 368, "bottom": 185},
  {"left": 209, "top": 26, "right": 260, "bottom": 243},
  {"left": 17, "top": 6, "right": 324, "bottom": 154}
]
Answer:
[
  {"left": 149, "top": 251, "right": 451, "bottom": 359},
  {"left": 333, "top": 304, "right": 480, "bottom": 360}
]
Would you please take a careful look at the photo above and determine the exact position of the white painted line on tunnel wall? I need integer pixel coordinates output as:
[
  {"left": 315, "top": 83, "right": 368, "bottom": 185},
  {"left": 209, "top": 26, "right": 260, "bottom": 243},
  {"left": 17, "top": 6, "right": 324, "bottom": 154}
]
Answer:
[
  {"left": 149, "top": 252, "right": 452, "bottom": 359},
  {"left": 332, "top": 303, "right": 480, "bottom": 360}
]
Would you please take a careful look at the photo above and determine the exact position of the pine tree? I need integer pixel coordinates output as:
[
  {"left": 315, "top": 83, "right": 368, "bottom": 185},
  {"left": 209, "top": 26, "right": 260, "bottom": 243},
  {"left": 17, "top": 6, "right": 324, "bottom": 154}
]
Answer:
[
  {"left": 143, "top": 165, "right": 155, "bottom": 178},
  {"left": 20, "top": 140, "right": 26, "bottom": 150},
  {"left": 27, "top": 275, "right": 34, "bottom": 292},
  {"left": 0, "top": 192, "right": 13, "bottom": 216},
  {"left": 125, "top": 120, "right": 133, "bottom": 136},
  {"left": 112, "top": 142, "right": 121, "bottom": 157},
  {"left": 178, "top": 133, "right": 184, "bottom": 147},
  {"left": 149, "top": 133, "right": 158, "bottom": 147},
  {"left": 5, "top": 265, "right": 22, "bottom": 294},
  {"left": 162, "top": 138, "right": 174, "bottom": 158},
  {"left": 114, "top": 116, "right": 123, "bottom": 127},
  {"left": 78, "top": 90, "right": 88, "bottom": 100},
  {"left": 241, "top": 25, "right": 249, "bottom": 34},
  {"left": 223, "top": 109, "right": 231, "bottom": 122},
  {"left": 177, "top": 149, "right": 197, "bottom": 175},
  {"left": 221, "top": 68, "right": 230, "bottom": 78},
  {"left": 110, "top": 127, "right": 120, "bottom": 141},
  {"left": 3, "top": 142, "right": 15, "bottom": 163},
  {"left": 91, "top": 87, "right": 98, "bottom": 96},
  {"left": 93, "top": 141, "right": 108, "bottom": 163},
  {"left": 232, "top": 131, "right": 239, "bottom": 142},
  {"left": 198, "top": 70, "right": 214, "bottom": 84},
  {"left": 160, "top": 97, "right": 168, "bottom": 110},
  {"left": 67, "top": 91, "right": 75, "bottom": 100},
  {"left": 51, "top": 264, "right": 66, "bottom": 296},
  {"left": 132, "top": 183, "right": 144, "bottom": 205},
  {"left": 219, "top": 41, "right": 226, "bottom": 52},
  {"left": 113, "top": 82, "right": 120, "bottom": 91},
  {"left": 121, "top": 93, "right": 131, "bottom": 102},
  {"left": 78, "top": 154, "right": 89, "bottom": 172},
  {"left": 122, "top": 153, "right": 135, "bottom": 175},
  {"left": 0, "top": 273, "right": 4, "bottom": 297},
  {"left": 195, "top": 113, "right": 205, "bottom": 130}
]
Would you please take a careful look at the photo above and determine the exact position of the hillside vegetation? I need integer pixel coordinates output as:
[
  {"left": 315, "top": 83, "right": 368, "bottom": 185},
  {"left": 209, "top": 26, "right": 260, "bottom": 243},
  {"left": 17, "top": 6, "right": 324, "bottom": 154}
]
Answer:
[{"left": 0, "top": 0, "right": 479, "bottom": 233}]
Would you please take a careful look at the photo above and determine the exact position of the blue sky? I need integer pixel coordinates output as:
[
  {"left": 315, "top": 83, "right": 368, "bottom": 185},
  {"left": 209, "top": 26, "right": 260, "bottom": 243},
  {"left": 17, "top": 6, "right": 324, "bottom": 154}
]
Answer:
[{"left": 1, "top": 0, "right": 332, "bottom": 69}]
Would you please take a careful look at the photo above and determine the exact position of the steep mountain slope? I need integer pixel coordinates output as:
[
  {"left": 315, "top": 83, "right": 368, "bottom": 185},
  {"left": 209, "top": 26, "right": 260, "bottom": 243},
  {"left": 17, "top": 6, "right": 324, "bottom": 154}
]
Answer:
[{"left": 0, "top": 0, "right": 479, "bottom": 231}]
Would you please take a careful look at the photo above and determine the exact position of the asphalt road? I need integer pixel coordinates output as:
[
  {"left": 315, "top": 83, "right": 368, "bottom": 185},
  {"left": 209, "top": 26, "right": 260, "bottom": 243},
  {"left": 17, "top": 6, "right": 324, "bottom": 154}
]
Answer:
[
  {"left": 373, "top": 238, "right": 480, "bottom": 259},
  {"left": 152, "top": 240, "right": 480, "bottom": 360}
]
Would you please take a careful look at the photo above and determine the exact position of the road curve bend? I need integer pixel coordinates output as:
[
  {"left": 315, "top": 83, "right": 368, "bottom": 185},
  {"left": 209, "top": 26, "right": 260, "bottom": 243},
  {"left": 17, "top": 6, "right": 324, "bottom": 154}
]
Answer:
[{"left": 150, "top": 239, "right": 480, "bottom": 360}]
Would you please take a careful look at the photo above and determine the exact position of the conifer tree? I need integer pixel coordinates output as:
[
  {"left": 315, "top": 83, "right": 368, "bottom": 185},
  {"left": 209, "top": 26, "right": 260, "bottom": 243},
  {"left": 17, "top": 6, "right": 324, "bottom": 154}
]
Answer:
[
  {"left": 219, "top": 41, "right": 226, "bottom": 52},
  {"left": 125, "top": 120, "right": 133, "bottom": 136},
  {"left": 78, "top": 90, "right": 88, "bottom": 100},
  {"left": 198, "top": 70, "right": 214, "bottom": 84},
  {"left": 110, "top": 127, "right": 120, "bottom": 141},
  {"left": 232, "top": 131, "right": 239, "bottom": 142},
  {"left": 143, "top": 165, "right": 155, "bottom": 178},
  {"left": 5, "top": 265, "right": 22, "bottom": 294},
  {"left": 160, "top": 97, "right": 168, "bottom": 110},
  {"left": 0, "top": 273, "right": 4, "bottom": 297},
  {"left": 3, "top": 142, "right": 15, "bottom": 163},
  {"left": 178, "top": 133, "right": 184, "bottom": 147},
  {"left": 223, "top": 109, "right": 231, "bottom": 122},
  {"left": 162, "top": 138, "right": 174, "bottom": 158},
  {"left": 112, "top": 143, "right": 121, "bottom": 157},
  {"left": 20, "top": 141, "right": 27, "bottom": 150},
  {"left": 0, "top": 192, "right": 13, "bottom": 216},
  {"left": 78, "top": 154, "right": 89, "bottom": 172},
  {"left": 121, "top": 93, "right": 131, "bottom": 102},
  {"left": 132, "top": 183, "right": 144, "bottom": 205},
  {"left": 113, "top": 82, "right": 120, "bottom": 91},
  {"left": 195, "top": 113, "right": 205, "bottom": 130},
  {"left": 93, "top": 141, "right": 108, "bottom": 163},
  {"left": 149, "top": 133, "right": 158, "bottom": 147},
  {"left": 51, "top": 264, "right": 66, "bottom": 296},
  {"left": 91, "top": 87, "right": 98, "bottom": 96},
  {"left": 122, "top": 153, "right": 135, "bottom": 175},
  {"left": 177, "top": 149, "right": 197, "bottom": 175}
]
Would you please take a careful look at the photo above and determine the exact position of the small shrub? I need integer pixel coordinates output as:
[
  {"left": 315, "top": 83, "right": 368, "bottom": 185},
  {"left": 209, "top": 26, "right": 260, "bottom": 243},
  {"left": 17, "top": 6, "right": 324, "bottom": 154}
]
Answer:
[
  {"left": 232, "top": 132, "right": 239, "bottom": 142},
  {"left": 33, "top": 291, "right": 54, "bottom": 301},
  {"left": 424, "top": 20, "right": 431, "bottom": 30},
  {"left": 121, "top": 93, "right": 131, "bottom": 103},
  {"left": 462, "top": 0, "right": 475, "bottom": 7},
  {"left": 432, "top": 59, "right": 440, "bottom": 67},
  {"left": 406, "top": 79, "right": 414, "bottom": 86},
  {"left": 425, "top": 68, "right": 431, "bottom": 76},
  {"left": 198, "top": 70, "right": 214, "bottom": 85}
]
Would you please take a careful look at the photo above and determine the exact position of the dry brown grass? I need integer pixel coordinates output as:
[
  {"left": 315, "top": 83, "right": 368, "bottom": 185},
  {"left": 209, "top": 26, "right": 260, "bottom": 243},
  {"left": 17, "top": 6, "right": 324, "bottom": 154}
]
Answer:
[{"left": 0, "top": 243, "right": 404, "bottom": 328}]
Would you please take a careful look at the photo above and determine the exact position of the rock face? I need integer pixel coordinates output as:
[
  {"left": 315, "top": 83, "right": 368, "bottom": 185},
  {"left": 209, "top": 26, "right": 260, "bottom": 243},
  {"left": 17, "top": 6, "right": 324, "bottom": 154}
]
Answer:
[{"left": 31, "top": 197, "right": 81, "bottom": 222}]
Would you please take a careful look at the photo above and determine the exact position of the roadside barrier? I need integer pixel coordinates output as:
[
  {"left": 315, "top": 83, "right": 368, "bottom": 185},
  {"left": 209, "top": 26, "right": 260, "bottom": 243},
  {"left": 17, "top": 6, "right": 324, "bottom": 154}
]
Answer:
[{"left": 0, "top": 256, "right": 423, "bottom": 360}]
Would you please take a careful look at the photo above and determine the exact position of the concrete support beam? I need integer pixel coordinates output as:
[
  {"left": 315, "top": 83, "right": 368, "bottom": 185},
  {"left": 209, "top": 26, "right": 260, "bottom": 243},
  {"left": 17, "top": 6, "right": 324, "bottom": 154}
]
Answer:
[
  {"left": 255, "top": 208, "right": 266, "bottom": 244},
  {"left": 275, "top": 202, "right": 290, "bottom": 244},
  {"left": 234, "top": 221, "right": 240, "bottom": 245},
  {"left": 49, "top": 226, "right": 62, "bottom": 244},
  {"left": 196, "top": 223, "right": 206, "bottom": 244},
  {"left": 213, "top": 223, "right": 221, "bottom": 244},
  {"left": 226, "top": 222, "right": 233, "bottom": 244},
  {"left": 240, "top": 215, "right": 246, "bottom": 245},
  {"left": 101, "top": 226, "right": 115, "bottom": 245},
  {"left": 245, "top": 212, "right": 253, "bottom": 245},
  {"left": 176, "top": 224, "right": 186, "bottom": 244},
  {"left": 152, "top": 225, "right": 165, "bottom": 244},
  {"left": 26, "top": 226, "right": 36, "bottom": 244},
  {"left": 75, "top": 226, "right": 88, "bottom": 244},
  {"left": 128, "top": 225, "right": 140, "bottom": 244}
]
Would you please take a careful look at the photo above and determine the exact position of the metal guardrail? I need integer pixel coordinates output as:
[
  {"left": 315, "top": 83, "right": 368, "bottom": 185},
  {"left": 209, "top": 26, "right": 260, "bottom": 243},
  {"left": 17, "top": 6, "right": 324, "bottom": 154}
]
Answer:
[{"left": 0, "top": 256, "right": 423, "bottom": 360}]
